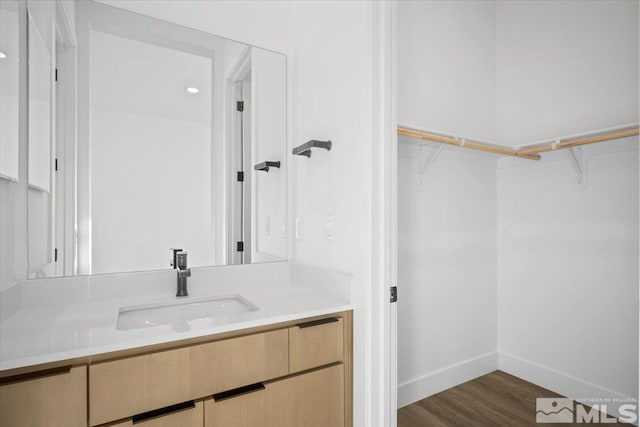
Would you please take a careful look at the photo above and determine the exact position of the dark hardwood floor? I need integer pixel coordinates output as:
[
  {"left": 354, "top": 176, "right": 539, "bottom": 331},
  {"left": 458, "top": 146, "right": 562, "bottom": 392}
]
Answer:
[{"left": 398, "top": 370, "right": 627, "bottom": 427}]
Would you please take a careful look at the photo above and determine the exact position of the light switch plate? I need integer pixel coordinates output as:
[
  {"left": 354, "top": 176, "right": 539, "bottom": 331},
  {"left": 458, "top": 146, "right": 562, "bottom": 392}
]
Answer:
[
  {"left": 325, "top": 213, "right": 335, "bottom": 241},
  {"left": 295, "top": 217, "right": 303, "bottom": 240}
]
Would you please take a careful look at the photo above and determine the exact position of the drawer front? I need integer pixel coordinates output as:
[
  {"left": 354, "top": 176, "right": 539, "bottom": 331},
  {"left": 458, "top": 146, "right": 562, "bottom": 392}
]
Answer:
[
  {"left": 289, "top": 317, "right": 344, "bottom": 373},
  {"left": 0, "top": 365, "right": 87, "bottom": 427},
  {"left": 203, "top": 384, "right": 267, "bottom": 427},
  {"left": 205, "top": 364, "right": 344, "bottom": 427},
  {"left": 89, "top": 329, "right": 288, "bottom": 426},
  {"left": 108, "top": 400, "right": 203, "bottom": 427},
  {"left": 270, "top": 364, "right": 345, "bottom": 427}
]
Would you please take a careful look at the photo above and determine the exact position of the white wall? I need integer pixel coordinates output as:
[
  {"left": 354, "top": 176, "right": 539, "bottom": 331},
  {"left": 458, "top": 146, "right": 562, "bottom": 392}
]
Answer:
[
  {"left": 27, "top": 188, "right": 49, "bottom": 273},
  {"left": 498, "top": 139, "right": 639, "bottom": 404},
  {"left": 397, "top": 0, "right": 496, "bottom": 142},
  {"left": 495, "top": 0, "right": 639, "bottom": 146},
  {"left": 286, "top": 4, "right": 372, "bottom": 422},
  {"left": 397, "top": 141, "right": 498, "bottom": 407},
  {"left": 250, "top": 47, "right": 287, "bottom": 261},
  {"left": 0, "top": 182, "right": 18, "bottom": 287},
  {"left": 397, "top": 0, "right": 500, "bottom": 407},
  {"left": 91, "top": 111, "right": 213, "bottom": 273},
  {"left": 495, "top": 0, "right": 639, "bottom": 408}
]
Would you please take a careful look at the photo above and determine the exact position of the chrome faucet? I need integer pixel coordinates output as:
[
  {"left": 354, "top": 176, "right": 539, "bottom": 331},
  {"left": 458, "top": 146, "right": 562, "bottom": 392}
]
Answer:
[{"left": 171, "top": 249, "right": 191, "bottom": 297}]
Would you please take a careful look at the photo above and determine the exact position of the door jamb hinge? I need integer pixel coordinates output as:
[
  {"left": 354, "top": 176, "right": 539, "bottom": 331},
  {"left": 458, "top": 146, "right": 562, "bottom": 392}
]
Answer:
[{"left": 390, "top": 286, "right": 397, "bottom": 303}]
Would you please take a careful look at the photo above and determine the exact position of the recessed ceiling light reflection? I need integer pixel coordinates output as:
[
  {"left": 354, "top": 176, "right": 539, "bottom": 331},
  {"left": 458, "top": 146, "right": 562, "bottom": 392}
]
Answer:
[
  {"left": 186, "top": 87, "right": 199, "bottom": 94},
  {"left": 0, "top": 51, "right": 7, "bottom": 59}
]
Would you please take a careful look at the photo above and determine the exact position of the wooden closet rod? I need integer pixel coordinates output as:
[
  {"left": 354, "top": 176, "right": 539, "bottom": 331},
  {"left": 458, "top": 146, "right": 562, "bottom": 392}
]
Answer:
[
  {"left": 397, "top": 127, "right": 541, "bottom": 160},
  {"left": 398, "top": 125, "right": 640, "bottom": 160},
  {"left": 517, "top": 126, "right": 639, "bottom": 156}
]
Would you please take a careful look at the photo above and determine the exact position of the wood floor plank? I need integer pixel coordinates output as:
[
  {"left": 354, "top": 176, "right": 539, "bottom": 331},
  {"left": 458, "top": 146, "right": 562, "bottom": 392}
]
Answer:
[{"left": 397, "top": 370, "right": 628, "bottom": 427}]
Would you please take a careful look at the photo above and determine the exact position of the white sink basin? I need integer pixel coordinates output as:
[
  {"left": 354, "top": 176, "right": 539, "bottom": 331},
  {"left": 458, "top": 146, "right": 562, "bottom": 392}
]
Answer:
[{"left": 117, "top": 295, "right": 259, "bottom": 330}]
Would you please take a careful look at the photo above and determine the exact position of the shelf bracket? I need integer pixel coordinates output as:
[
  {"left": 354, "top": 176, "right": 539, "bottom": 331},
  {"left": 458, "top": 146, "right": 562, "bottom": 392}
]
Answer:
[
  {"left": 418, "top": 144, "right": 443, "bottom": 182},
  {"left": 567, "top": 147, "right": 588, "bottom": 191}
]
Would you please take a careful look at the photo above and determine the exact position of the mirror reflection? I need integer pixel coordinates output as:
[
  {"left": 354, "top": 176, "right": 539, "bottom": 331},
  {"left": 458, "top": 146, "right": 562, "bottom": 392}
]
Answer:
[
  {"left": 0, "top": 0, "right": 19, "bottom": 183},
  {"left": 25, "top": 0, "right": 287, "bottom": 278}
]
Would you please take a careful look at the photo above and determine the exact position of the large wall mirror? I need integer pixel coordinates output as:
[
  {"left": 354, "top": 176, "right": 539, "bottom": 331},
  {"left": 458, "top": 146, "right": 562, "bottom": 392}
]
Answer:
[
  {"left": 0, "top": 0, "right": 20, "bottom": 183},
  {"left": 26, "top": 0, "right": 287, "bottom": 278}
]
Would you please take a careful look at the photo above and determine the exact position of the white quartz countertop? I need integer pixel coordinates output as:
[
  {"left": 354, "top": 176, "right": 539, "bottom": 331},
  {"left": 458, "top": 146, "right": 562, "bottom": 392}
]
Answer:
[{"left": 0, "top": 263, "right": 352, "bottom": 373}]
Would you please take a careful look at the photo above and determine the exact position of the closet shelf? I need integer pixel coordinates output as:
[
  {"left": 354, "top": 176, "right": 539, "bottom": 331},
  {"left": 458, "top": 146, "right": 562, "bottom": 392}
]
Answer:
[{"left": 398, "top": 124, "right": 640, "bottom": 160}]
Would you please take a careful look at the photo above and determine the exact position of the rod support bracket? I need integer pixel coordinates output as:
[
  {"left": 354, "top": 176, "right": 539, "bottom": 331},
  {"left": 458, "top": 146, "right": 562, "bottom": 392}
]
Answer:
[
  {"left": 418, "top": 144, "right": 444, "bottom": 182},
  {"left": 567, "top": 147, "right": 588, "bottom": 191}
]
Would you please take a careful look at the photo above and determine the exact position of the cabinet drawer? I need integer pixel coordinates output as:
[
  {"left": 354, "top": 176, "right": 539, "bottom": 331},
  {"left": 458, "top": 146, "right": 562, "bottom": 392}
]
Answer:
[
  {"left": 289, "top": 317, "right": 343, "bottom": 373},
  {"left": 204, "top": 364, "right": 344, "bottom": 427},
  {"left": 0, "top": 365, "right": 87, "bottom": 427},
  {"left": 203, "top": 383, "right": 267, "bottom": 427},
  {"left": 108, "top": 400, "right": 203, "bottom": 427},
  {"left": 89, "top": 329, "right": 288, "bottom": 426}
]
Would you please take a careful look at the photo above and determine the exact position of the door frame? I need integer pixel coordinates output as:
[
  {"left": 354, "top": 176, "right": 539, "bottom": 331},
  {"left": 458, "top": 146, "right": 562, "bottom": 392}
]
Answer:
[
  {"left": 227, "top": 47, "right": 252, "bottom": 265},
  {"left": 54, "top": 0, "right": 77, "bottom": 277},
  {"left": 368, "top": 1, "right": 397, "bottom": 426}
]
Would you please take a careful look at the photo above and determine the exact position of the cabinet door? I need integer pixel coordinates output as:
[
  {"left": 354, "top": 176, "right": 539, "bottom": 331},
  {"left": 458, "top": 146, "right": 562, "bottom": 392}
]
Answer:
[
  {"left": 0, "top": 365, "right": 87, "bottom": 427},
  {"left": 289, "top": 317, "right": 343, "bottom": 373},
  {"left": 269, "top": 364, "right": 344, "bottom": 427},
  {"left": 108, "top": 400, "right": 203, "bottom": 427},
  {"left": 205, "top": 364, "right": 344, "bottom": 427}
]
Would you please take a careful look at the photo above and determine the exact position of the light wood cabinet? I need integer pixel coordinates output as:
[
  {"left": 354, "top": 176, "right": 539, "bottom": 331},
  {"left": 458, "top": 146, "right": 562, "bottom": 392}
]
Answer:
[
  {"left": 289, "top": 317, "right": 344, "bottom": 373},
  {"left": 89, "top": 329, "right": 288, "bottom": 426},
  {"left": 203, "top": 384, "right": 266, "bottom": 426},
  {"left": 0, "top": 311, "right": 351, "bottom": 427},
  {"left": 204, "top": 364, "right": 344, "bottom": 427},
  {"left": 0, "top": 365, "right": 87, "bottom": 427},
  {"left": 107, "top": 400, "right": 203, "bottom": 427},
  {"left": 269, "top": 364, "right": 345, "bottom": 427}
]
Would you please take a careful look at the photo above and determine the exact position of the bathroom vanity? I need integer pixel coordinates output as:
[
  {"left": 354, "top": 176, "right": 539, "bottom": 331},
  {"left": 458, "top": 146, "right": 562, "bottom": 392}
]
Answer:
[
  {"left": 0, "top": 263, "right": 353, "bottom": 427},
  {"left": 0, "top": 311, "right": 351, "bottom": 427}
]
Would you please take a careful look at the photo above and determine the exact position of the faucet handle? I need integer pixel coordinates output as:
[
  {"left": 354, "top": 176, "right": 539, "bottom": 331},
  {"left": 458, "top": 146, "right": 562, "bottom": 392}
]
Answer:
[{"left": 170, "top": 248, "right": 183, "bottom": 268}]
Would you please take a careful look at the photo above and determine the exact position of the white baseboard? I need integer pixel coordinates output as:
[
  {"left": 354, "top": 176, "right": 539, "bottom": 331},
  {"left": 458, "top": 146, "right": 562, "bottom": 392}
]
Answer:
[
  {"left": 499, "top": 351, "right": 638, "bottom": 424},
  {"left": 397, "top": 351, "right": 498, "bottom": 408}
]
